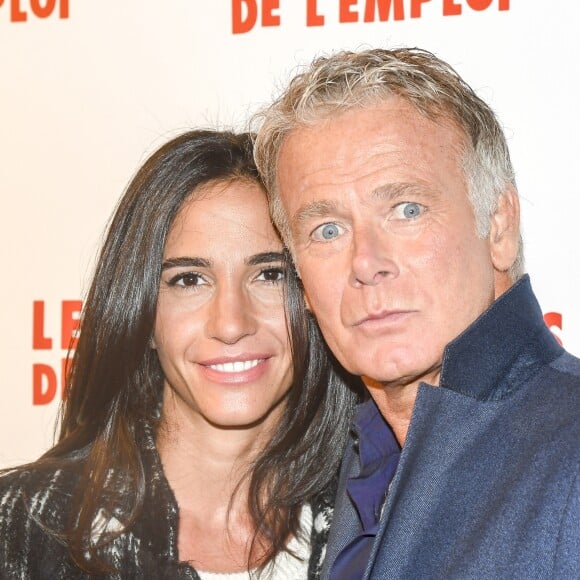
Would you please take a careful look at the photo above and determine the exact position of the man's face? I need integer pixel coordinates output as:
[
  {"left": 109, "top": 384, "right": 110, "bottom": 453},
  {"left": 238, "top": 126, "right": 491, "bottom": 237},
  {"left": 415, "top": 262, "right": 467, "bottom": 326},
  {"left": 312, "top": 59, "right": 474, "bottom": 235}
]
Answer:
[{"left": 276, "top": 99, "right": 517, "bottom": 387}]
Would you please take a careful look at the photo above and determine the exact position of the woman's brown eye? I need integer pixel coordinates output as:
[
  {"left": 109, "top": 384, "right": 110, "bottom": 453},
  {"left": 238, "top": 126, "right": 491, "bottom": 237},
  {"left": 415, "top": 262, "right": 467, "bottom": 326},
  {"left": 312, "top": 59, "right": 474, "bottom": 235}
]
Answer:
[
  {"left": 168, "top": 272, "right": 204, "bottom": 287},
  {"left": 180, "top": 273, "right": 200, "bottom": 286},
  {"left": 258, "top": 268, "right": 285, "bottom": 283}
]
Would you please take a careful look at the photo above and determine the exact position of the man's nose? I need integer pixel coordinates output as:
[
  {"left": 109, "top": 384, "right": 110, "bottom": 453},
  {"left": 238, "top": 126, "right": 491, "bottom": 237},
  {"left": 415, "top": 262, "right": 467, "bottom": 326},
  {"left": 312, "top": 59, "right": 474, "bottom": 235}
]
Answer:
[
  {"left": 349, "top": 225, "right": 399, "bottom": 287},
  {"left": 206, "top": 285, "right": 257, "bottom": 344}
]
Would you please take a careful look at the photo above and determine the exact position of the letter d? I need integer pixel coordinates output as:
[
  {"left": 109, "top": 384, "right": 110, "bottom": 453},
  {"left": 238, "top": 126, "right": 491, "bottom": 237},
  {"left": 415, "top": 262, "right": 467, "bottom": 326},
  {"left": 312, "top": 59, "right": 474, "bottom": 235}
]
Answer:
[
  {"left": 232, "top": 0, "right": 257, "bottom": 34},
  {"left": 33, "top": 364, "right": 57, "bottom": 405}
]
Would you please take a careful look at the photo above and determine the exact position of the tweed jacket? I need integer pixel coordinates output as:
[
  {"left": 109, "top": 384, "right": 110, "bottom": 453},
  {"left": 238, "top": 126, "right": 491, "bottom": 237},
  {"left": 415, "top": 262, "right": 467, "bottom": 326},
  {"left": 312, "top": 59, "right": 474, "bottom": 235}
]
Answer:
[
  {"left": 0, "top": 423, "right": 333, "bottom": 579},
  {"left": 322, "top": 276, "right": 580, "bottom": 579}
]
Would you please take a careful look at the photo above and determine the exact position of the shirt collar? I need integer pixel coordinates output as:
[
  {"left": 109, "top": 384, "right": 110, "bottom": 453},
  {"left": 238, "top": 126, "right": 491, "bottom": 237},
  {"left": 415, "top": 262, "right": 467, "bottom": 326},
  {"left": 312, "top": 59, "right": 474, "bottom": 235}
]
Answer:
[
  {"left": 438, "top": 275, "right": 563, "bottom": 401},
  {"left": 348, "top": 399, "right": 400, "bottom": 531}
]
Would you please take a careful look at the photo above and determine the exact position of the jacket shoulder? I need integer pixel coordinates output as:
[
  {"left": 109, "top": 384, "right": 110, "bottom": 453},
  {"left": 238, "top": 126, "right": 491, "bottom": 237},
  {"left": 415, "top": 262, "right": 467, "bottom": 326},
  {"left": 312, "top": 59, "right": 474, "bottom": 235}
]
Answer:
[
  {"left": 0, "top": 464, "right": 77, "bottom": 579},
  {"left": 550, "top": 350, "right": 580, "bottom": 380},
  {"left": 553, "top": 466, "right": 580, "bottom": 577},
  {"left": 0, "top": 463, "right": 76, "bottom": 519}
]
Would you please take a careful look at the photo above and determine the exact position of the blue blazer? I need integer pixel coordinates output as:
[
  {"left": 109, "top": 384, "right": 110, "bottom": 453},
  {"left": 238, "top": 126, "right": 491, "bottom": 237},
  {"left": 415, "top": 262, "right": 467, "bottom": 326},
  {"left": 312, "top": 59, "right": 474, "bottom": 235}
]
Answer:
[{"left": 322, "top": 276, "right": 580, "bottom": 579}]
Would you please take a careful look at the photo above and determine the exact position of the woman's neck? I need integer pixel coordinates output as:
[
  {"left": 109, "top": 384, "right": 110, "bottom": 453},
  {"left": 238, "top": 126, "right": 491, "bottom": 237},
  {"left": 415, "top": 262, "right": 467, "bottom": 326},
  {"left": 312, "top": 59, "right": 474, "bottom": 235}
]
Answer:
[{"left": 155, "top": 388, "right": 277, "bottom": 571}]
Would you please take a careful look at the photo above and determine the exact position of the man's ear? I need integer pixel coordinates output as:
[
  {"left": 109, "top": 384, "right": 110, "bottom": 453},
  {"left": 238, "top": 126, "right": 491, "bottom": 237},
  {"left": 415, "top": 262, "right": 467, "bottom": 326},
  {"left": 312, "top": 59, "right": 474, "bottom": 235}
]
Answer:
[{"left": 489, "top": 185, "right": 520, "bottom": 274}]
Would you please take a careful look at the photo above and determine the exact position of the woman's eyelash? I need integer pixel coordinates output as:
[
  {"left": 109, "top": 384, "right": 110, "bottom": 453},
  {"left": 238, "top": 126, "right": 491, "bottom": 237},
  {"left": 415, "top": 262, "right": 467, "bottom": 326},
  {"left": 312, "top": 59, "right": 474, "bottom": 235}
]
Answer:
[
  {"left": 167, "top": 272, "right": 202, "bottom": 286},
  {"left": 165, "top": 267, "right": 285, "bottom": 287},
  {"left": 258, "top": 266, "right": 286, "bottom": 282}
]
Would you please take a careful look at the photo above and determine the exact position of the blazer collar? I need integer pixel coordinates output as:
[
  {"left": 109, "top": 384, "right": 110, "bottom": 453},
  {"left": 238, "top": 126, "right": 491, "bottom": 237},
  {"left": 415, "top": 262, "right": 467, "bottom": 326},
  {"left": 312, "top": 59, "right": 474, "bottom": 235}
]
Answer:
[{"left": 438, "top": 275, "right": 563, "bottom": 401}]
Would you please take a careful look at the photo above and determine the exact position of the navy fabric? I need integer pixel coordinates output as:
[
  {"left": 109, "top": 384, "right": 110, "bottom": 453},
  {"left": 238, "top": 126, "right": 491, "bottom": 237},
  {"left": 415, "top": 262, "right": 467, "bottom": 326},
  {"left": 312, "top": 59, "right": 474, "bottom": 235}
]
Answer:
[
  {"left": 329, "top": 400, "right": 400, "bottom": 580},
  {"left": 322, "top": 276, "right": 580, "bottom": 579}
]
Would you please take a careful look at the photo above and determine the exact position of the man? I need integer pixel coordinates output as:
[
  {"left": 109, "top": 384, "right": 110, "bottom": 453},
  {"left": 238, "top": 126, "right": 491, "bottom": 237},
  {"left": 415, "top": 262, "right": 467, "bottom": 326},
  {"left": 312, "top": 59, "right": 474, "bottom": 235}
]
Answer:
[{"left": 254, "top": 48, "right": 579, "bottom": 578}]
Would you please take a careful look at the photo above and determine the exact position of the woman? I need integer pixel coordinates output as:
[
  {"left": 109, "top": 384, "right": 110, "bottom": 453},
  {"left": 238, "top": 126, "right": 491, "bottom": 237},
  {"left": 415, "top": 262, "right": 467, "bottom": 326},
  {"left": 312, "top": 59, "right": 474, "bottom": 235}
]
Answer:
[{"left": 0, "top": 131, "right": 360, "bottom": 579}]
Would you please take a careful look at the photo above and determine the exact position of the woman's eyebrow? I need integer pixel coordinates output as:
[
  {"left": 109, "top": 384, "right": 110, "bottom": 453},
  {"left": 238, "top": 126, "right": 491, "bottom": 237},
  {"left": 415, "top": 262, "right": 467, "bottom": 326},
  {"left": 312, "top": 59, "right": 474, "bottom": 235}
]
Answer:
[
  {"left": 161, "top": 257, "right": 211, "bottom": 271},
  {"left": 247, "top": 251, "right": 286, "bottom": 266}
]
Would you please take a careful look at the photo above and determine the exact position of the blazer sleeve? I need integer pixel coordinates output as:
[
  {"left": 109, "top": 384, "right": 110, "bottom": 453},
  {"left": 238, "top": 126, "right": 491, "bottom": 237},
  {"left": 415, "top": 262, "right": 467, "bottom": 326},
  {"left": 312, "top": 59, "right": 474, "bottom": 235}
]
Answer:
[{"left": 552, "top": 467, "right": 580, "bottom": 578}]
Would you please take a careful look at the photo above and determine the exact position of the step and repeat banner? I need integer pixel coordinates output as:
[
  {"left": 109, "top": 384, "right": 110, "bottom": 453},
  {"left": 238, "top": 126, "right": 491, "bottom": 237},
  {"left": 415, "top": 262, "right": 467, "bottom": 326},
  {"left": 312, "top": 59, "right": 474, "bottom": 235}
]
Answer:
[{"left": 1, "top": 1, "right": 578, "bottom": 467}]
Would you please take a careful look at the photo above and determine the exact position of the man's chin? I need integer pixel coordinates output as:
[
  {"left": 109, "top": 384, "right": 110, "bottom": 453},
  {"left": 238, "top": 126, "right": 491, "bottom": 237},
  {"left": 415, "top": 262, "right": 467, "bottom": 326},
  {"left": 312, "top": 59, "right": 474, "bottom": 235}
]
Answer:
[{"left": 361, "top": 362, "right": 442, "bottom": 390}]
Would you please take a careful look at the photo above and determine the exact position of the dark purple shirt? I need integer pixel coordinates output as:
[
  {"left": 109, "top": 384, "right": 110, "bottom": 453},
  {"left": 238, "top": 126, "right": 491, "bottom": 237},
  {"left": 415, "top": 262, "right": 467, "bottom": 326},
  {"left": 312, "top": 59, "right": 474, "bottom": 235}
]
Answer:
[{"left": 330, "top": 399, "right": 401, "bottom": 580}]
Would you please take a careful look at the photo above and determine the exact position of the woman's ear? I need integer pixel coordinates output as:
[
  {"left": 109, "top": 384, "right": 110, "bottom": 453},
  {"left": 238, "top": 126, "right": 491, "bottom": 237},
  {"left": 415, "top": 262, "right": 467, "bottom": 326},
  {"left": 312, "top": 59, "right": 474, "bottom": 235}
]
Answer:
[
  {"left": 303, "top": 291, "right": 312, "bottom": 312},
  {"left": 489, "top": 185, "right": 520, "bottom": 273}
]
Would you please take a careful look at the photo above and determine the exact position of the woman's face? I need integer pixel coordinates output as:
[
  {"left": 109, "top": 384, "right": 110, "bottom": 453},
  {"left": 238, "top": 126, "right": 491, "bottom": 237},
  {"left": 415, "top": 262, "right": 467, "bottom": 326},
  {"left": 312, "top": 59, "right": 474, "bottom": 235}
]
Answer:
[{"left": 153, "top": 180, "right": 293, "bottom": 430}]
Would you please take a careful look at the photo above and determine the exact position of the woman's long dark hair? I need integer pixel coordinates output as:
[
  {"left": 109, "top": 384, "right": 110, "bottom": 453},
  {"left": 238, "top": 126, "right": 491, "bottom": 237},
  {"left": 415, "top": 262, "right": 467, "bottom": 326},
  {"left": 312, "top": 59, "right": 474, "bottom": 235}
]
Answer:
[{"left": 17, "top": 130, "right": 361, "bottom": 572}]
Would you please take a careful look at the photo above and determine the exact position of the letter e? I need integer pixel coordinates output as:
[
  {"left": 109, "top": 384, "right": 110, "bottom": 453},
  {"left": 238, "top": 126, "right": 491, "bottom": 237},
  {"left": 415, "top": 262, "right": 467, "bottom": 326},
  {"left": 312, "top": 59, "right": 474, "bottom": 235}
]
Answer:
[
  {"left": 340, "top": 0, "right": 359, "bottom": 23},
  {"left": 443, "top": 0, "right": 462, "bottom": 15},
  {"left": 61, "top": 300, "right": 82, "bottom": 350},
  {"left": 262, "top": 0, "right": 280, "bottom": 26}
]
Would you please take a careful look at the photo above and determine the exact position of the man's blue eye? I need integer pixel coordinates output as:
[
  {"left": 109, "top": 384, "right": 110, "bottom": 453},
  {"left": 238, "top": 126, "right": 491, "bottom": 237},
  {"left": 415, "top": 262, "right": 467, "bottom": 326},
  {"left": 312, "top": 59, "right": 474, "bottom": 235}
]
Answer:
[
  {"left": 321, "top": 224, "right": 340, "bottom": 239},
  {"left": 400, "top": 202, "right": 423, "bottom": 219}
]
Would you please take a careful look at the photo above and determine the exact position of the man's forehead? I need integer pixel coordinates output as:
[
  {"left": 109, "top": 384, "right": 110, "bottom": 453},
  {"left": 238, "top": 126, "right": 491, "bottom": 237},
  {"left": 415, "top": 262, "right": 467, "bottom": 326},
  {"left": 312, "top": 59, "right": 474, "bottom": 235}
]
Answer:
[
  {"left": 278, "top": 99, "right": 464, "bottom": 165},
  {"left": 276, "top": 103, "right": 467, "bottom": 200}
]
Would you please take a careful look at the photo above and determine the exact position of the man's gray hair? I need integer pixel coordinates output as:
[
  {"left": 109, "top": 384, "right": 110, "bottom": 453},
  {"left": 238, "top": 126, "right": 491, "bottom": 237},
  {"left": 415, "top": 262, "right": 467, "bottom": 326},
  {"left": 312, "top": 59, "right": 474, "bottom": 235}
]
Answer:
[{"left": 254, "top": 47, "right": 524, "bottom": 280}]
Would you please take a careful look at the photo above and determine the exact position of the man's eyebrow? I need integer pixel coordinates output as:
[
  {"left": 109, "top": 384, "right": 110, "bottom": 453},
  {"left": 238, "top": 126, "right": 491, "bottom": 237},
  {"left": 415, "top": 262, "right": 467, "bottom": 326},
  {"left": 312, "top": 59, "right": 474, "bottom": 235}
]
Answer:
[
  {"left": 161, "top": 257, "right": 211, "bottom": 271},
  {"left": 291, "top": 200, "right": 339, "bottom": 229},
  {"left": 290, "top": 184, "right": 438, "bottom": 230},
  {"left": 372, "top": 182, "right": 439, "bottom": 201},
  {"left": 247, "top": 251, "right": 286, "bottom": 266}
]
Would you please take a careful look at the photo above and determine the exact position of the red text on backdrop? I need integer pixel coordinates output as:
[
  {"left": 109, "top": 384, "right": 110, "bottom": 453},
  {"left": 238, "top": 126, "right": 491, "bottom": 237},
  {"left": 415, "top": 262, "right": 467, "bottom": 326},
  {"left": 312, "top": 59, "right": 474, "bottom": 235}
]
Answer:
[{"left": 232, "top": 0, "right": 510, "bottom": 33}]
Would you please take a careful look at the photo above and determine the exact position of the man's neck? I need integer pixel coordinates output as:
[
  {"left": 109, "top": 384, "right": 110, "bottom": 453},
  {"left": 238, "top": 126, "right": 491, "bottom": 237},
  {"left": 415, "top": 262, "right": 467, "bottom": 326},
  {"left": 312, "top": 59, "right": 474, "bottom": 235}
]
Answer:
[{"left": 364, "top": 370, "right": 440, "bottom": 446}]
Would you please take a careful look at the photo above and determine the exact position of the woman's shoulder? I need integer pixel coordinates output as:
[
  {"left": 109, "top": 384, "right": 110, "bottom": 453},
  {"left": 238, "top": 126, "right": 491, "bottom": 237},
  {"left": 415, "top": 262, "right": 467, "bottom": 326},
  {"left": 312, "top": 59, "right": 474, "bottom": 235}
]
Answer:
[
  {"left": 0, "top": 462, "right": 79, "bottom": 578},
  {"left": 0, "top": 461, "right": 78, "bottom": 508},
  {"left": 0, "top": 462, "right": 79, "bottom": 537}
]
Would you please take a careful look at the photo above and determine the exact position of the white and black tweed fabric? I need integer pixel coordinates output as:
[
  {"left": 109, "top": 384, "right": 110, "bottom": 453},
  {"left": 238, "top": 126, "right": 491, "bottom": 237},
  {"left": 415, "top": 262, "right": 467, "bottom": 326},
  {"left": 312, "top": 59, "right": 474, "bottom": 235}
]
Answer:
[{"left": 0, "top": 424, "right": 333, "bottom": 580}]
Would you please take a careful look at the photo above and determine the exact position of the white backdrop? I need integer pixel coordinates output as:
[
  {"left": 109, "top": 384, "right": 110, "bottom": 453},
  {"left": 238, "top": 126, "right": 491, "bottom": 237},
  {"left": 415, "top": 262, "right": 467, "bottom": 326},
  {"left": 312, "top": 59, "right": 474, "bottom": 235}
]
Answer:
[{"left": 1, "top": 0, "right": 578, "bottom": 467}]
